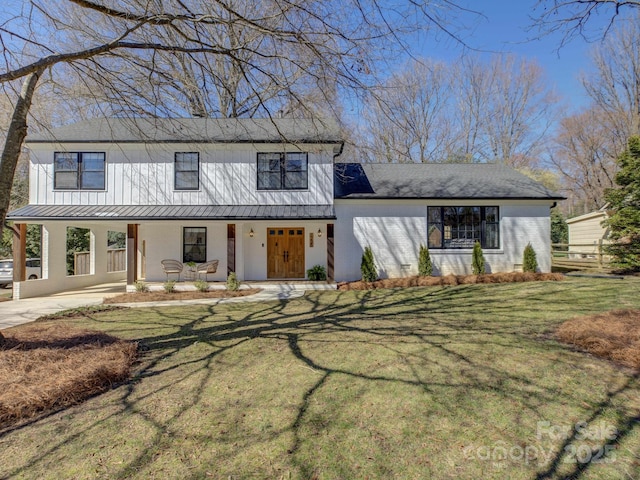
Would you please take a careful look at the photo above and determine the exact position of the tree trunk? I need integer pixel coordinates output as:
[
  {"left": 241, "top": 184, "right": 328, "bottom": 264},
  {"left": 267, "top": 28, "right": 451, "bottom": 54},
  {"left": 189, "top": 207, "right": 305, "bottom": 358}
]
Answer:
[{"left": 0, "top": 70, "right": 42, "bottom": 242}]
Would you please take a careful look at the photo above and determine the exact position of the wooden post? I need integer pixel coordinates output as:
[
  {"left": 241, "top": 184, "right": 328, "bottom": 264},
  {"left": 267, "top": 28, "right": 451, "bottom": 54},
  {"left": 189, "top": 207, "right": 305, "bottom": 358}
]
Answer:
[
  {"left": 598, "top": 239, "right": 603, "bottom": 269},
  {"left": 127, "top": 224, "right": 138, "bottom": 285},
  {"left": 227, "top": 224, "right": 236, "bottom": 275},
  {"left": 12, "top": 223, "right": 26, "bottom": 283},
  {"left": 327, "top": 223, "right": 334, "bottom": 281}
]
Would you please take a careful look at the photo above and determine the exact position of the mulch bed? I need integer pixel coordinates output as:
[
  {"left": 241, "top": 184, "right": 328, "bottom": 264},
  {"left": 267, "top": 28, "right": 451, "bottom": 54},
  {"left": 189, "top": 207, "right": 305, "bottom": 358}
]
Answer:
[
  {"left": 557, "top": 309, "right": 640, "bottom": 370},
  {"left": 337, "top": 272, "right": 564, "bottom": 290},
  {"left": 104, "top": 288, "right": 262, "bottom": 304},
  {"left": 0, "top": 323, "right": 137, "bottom": 430}
]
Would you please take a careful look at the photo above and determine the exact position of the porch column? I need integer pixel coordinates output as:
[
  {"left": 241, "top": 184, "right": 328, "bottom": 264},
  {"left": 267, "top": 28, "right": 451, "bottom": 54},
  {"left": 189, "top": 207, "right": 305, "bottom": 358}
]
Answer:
[
  {"left": 227, "top": 224, "right": 236, "bottom": 276},
  {"left": 235, "top": 223, "right": 246, "bottom": 281},
  {"left": 327, "top": 223, "right": 334, "bottom": 281},
  {"left": 127, "top": 224, "right": 138, "bottom": 285},
  {"left": 12, "top": 223, "right": 26, "bottom": 283}
]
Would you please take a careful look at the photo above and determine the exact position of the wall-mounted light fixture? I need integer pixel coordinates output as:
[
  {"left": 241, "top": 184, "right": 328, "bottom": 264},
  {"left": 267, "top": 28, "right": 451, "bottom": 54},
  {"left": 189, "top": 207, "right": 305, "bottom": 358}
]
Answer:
[
  {"left": 317, "top": 228, "right": 322, "bottom": 238},
  {"left": 249, "top": 228, "right": 254, "bottom": 237}
]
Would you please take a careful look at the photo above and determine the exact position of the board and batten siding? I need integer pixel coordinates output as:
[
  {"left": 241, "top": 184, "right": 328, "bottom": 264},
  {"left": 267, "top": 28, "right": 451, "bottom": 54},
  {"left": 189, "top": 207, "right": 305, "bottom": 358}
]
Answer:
[
  {"left": 28, "top": 143, "right": 335, "bottom": 206},
  {"left": 333, "top": 200, "right": 552, "bottom": 282}
]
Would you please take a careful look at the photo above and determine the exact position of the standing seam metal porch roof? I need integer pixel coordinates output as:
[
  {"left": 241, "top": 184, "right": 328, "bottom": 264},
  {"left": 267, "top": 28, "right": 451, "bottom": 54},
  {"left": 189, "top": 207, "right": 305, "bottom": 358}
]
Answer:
[{"left": 6, "top": 204, "right": 336, "bottom": 221}]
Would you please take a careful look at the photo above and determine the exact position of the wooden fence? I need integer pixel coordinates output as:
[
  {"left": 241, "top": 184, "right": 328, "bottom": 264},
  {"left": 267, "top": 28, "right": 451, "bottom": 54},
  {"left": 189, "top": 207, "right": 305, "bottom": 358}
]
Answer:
[
  {"left": 551, "top": 241, "right": 610, "bottom": 272},
  {"left": 73, "top": 248, "right": 126, "bottom": 275}
]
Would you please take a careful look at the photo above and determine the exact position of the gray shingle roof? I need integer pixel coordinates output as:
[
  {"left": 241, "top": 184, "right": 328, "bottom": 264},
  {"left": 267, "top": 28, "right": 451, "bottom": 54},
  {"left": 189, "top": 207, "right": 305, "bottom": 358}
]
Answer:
[
  {"left": 7, "top": 204, "right": 336, "bottom": 221},
  {"left": 334, "top": 163, "right": 564, "bottom": 200},
  {"left": 27, "top": 118, "right": 343, "bottom": 144}
]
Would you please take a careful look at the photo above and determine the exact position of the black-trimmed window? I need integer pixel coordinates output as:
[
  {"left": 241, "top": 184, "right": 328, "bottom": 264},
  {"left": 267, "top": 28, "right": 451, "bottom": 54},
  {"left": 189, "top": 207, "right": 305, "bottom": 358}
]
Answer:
[
  {"left": 175, "top": 152, "right": 199, "bottom": 190},
  {"left": 428, "top": 206, "right": 499, "bottom": 249},
  {"left": 183, "top": 227, "right": 206, "bottom": 263},
  {"left": 257, "top": 152, "right": 308, "bottom": 190},
  {"left": 54, "top": 152, "right": 105, "bottom": 190}
]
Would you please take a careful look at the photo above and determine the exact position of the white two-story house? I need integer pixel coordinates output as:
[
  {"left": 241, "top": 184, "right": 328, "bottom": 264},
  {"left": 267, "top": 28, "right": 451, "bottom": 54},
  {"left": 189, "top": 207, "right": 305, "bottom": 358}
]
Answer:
[{"left": 7, "top": 118, "right": 563, "bottom": 299}]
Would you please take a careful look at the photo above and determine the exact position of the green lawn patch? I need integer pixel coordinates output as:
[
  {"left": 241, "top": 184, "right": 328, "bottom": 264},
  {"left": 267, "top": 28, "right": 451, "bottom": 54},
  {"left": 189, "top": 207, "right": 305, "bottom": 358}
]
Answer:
[{"left": 1, "top": 277, "right": 639, "bottom": 479}]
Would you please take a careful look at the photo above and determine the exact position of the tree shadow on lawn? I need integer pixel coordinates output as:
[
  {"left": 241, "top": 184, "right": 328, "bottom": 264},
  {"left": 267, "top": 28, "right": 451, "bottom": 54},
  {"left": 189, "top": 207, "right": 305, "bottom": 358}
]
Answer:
[{"left": 3, "top": 282, "right": 640, "bottom": 479}]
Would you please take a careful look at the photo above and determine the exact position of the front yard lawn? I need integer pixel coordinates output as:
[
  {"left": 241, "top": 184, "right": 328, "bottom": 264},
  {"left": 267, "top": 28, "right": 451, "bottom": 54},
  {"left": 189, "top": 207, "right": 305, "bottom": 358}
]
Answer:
[{"left": 1, "top": 277, "right": 640, "bottom": 479}]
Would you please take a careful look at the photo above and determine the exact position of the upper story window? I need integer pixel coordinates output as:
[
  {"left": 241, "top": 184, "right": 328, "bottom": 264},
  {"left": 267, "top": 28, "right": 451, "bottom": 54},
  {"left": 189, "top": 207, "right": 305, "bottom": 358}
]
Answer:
[
  {"left": 175, "top": 152, "right": 200, "bottom": 190},
  {"left": 428, "top": 206, "right": 500, "bottom": 249},
  {"left": 54, "top": 152, "right": 105, "bottom": 190},
  {"left": 257, "top": 152, "right": 308, "bottom": 190}
]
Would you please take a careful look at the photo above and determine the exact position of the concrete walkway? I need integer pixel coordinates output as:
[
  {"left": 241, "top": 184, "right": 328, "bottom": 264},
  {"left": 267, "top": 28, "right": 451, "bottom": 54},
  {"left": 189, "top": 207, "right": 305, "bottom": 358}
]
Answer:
[{"left": 0, "top": 281, "right": 334, "bottom": 330}]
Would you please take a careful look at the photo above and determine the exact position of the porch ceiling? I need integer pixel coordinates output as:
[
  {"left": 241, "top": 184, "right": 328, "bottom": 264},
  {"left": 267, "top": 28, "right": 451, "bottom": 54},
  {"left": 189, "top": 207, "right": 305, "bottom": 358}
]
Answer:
[{"left": 7, "top": 204, "right": 336, "bottom": 222}]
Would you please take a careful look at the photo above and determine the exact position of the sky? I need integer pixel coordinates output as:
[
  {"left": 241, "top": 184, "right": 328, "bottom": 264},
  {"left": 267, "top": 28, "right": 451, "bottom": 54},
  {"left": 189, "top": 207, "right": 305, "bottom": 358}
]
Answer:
[
  {"left": 0, "top": 0, "right": 622, "bottom": 116},
  {"left": 411, "top": 0, "right": 615, "bottom": 111}
]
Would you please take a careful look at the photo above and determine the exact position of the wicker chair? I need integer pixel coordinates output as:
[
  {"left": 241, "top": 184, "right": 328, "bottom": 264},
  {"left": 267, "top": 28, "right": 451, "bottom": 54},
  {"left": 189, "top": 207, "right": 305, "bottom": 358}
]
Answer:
[
  {"left": 161, "top": 259, "right": 183, "bottom": 281},
  {"left": 196, "top": 260, "right": 219, "bottom": 281}
]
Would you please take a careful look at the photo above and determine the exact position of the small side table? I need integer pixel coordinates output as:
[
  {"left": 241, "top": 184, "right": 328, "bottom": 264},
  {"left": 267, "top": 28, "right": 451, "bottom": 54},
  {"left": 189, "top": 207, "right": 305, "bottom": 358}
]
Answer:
[{"left": 184, "top": 265, "right": 197, "bottom": 281}]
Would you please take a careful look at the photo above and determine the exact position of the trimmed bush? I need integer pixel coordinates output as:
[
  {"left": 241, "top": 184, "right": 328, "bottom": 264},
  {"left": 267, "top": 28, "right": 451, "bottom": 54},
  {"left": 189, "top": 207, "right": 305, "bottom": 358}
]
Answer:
[
  {"left": 134, "top": 280, "right": 148, "bottom": 293},
  {"left": 163, "top": 280, "right": 176, "bottom": 293},
  {"left": 226, "top": 272, "right": 240, "bottom": 291},
  {"left": 307, "top": 264, "right": 327, "bottom": 281},
  {"left": 194, "top": 280, "right": 209, "bottom": 292},
  {"left": 471, "top": 241, "right": 486, "bottom": 275},
  {"left": 523, "top": 243, "right": 538, "bottom": 273},
  {"left": 361, "top": 246, "right": 377, "bottom": 282},
  {"left": 418, "top": 244, "right": 432, "bottom": 277}
]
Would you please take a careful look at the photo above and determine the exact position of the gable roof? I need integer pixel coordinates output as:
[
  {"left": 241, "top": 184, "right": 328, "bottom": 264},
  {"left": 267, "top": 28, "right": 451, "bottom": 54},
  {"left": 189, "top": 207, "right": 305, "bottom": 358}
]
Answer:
[
  {"left": 334, "top": 163, "right": 564, "bottom": 200},
  {"left": 566, "top": 209, "right": 608, "bottom": 224},
  {"left": 26, "top": 118, "right": 343, "bottom": 144}
]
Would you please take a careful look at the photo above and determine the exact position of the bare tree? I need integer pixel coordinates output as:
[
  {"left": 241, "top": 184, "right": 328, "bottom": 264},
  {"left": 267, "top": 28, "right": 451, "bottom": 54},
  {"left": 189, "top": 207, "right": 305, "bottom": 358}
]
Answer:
[
  {"left": 582, "top": 18, "right": 640, "bottom": 138},
  {"left": 469, "top": 55, "right": 557, "bottom": 167},
  {"left": 549, "top": 17, "right": 640, "bottom": 215},
  {"left": 362, "top": 59, "right": 453, "bottom": 163},
  {"left": 550, "top": 107, "right": 620, "bottom": 214},
  {"left": 73, "top": 0, "right": 311, "bottom": 118},
  {"left": 448, "top": 56, "right": 490, "bottom": 161},
  {"left": 0, "top": 0, "right": 475, "bottom": 240},
  {"left": 360, "top": 54, "right": 557, "bottom": 166},
  {"left": 533, "top": 0, "right": 640, "bottom": 45}
]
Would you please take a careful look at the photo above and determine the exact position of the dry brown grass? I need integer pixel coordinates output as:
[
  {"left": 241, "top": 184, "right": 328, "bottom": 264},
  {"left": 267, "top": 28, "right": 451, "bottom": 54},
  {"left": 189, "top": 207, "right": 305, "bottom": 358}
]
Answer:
[
  {"left": 103, "top": 288, "right": 261, "bottom": 304},
  {"left": 557, "top": 309, "right": 640, "bottom": 370},
  {"left": 337, "top": 272, "right": 564, "bottom": 290},
  {"left": 0, "top": 323, "right": 137, "bottom": 430}
]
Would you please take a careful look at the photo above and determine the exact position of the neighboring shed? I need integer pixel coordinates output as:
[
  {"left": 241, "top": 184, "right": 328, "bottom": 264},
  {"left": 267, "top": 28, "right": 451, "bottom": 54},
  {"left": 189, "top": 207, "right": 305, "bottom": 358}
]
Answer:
[{"left": 566, "top": 209, "right": 609, "bottom": 257}]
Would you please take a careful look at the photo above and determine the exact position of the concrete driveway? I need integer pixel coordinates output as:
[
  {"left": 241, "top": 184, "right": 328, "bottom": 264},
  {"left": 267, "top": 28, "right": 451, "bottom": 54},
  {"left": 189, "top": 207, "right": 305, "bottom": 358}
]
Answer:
[{"left": 0, "top": 282, "right": 126, "bottom": 330}]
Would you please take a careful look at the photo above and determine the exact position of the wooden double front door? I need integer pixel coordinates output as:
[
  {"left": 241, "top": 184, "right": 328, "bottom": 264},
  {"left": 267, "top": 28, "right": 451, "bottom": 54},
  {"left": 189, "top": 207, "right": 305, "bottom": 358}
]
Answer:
[{"left": 267, "top": 227, "right": 305, "bottom": 278}]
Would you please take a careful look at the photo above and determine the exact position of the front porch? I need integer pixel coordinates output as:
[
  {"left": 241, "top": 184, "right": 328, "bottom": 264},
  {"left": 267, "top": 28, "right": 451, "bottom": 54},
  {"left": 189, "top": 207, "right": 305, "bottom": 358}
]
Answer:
[{"left": 7, "top": 208, "right": 335, "bottom": 299}]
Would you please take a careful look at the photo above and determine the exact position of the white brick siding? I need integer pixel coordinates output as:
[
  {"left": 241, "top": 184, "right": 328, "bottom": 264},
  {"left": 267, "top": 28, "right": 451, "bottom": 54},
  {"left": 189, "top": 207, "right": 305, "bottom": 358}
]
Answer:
[{"left": 334, "top": 200, "right": 552, "bottom": 281}]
